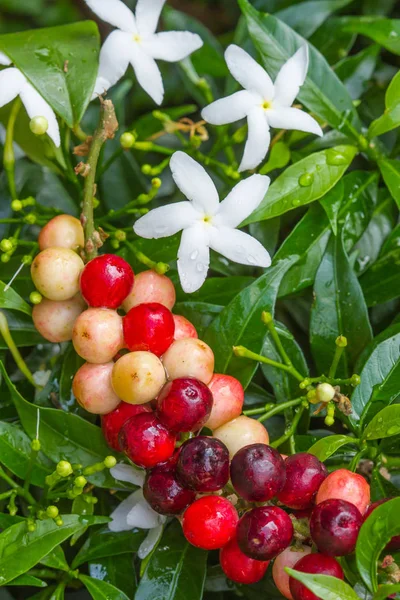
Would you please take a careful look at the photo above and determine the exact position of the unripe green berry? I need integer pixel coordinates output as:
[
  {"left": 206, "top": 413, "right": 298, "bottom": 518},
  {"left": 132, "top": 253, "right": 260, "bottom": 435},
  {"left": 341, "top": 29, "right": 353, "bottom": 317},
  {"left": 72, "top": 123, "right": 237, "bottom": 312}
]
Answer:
[
  {"left": 104, "top": 456, "right": 117, "bottom": 469},
  {"left": 56, "top": 460, "right": 73, "bottom": 477},
  {"left": 351, "top": 374, "right": 361, "bottom": 386},
  {"left": 1, "top": 254, "right": 11, "bottom": 263},
  {"left": 11, "top": 199, "right": 23, "bottom": 212},
  {"left": 27, "top": 521, "right": 36, "bottom": 532},
  {"left": 141, "top": 164, "right": 152, "bottom": 175},
  {"left": 31, "top": 439, "right": 41, "bottom": 451},
  {"left": 336, "top": 335, "right": 348, "bottom": 348},
  {"left": 261, "top": 311, "right": 273, "bottom": 324},
  {"left": 152, "top": 178, "right": 162, "bottom": 189},
  {"left": 24, "top": 213, "right": 37, "bottom": 225},
  {"left": 74, "top": 476, "right": 87, "bottom": 488},
  {"left": 299, "top": 378, "right": 311, "bottom": 390},
  {"left": 316, "top": 383, "right": 335, "bottom": 404},
  {"left": 114, "top": 230, "right": 126, "bottom": 242},
  {"left": 110, "top": 239, "right": 120, "bottom": 250},
  {"left": 30, "top": 116, "right": 49, "bottom": 136},
  {"left": 46, "top": 505, "right": 59, "bottom": 519},
  {"left": 55, "top": 517, "right": 63, "bottom": 527},
  {"left": 137, "top": 193, "right": 149, "bottom": 204},
  {"left": 37, "top": 510, "right": 46, "bottom": 520},
  {"left": 120, "top": 132, "right": 136, "bottom": 149},
  {"left": 325, "top": 416, "right": 335, "bottom": 427},
  {"left": 307, "top": 389, "right": 318, "bottom": 404},
  {"left": 30, "top": 291, "right": 43, "bottom": 305},
  {"left": 0, "top": 239, "right": 13, "bottom": 252}
]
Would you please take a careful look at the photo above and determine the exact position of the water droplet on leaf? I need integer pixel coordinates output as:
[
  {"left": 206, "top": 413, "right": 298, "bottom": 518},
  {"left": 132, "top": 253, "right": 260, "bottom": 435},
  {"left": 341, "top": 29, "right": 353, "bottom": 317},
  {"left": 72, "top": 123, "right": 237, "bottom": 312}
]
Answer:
[
  {"left": 326, "top": 149, "right": 348, "bottom": 166},
  {"left": 298, "top": 173, "right": 314, "bottom": 187}
]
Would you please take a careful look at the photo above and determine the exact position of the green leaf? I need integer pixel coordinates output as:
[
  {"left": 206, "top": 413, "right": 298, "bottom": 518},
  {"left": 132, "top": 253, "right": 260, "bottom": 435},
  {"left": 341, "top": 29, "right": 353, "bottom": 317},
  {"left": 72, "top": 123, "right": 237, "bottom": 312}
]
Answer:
[
  {"left": 243, "top": 146, "right": 357, "bottom": 225},
  {"left": 0, "top": 515, "right": 108, "bottom": 585},
  {"left": 0, "top": 22, "right": 100, "bottom": 127},
  {"left": 58, "top": 344, "right": 84, "bottom": 414},
  {"left": 310, "top": 231, "right": 372, "bottom": 377},
  {"left": 72, "top": 527, "right": 146, "bottom": 569},
  {"left": 363, "top": 405, "right": 400, "bottom": 440},
  {"left": 372, "top": 583, "right": 400, "bottom": 600},
  {"left": 89, "top": 555, "right": 136, "bottom": 599},
  {"left": 203, "top": 258, "right": 298, "bottom": 388},
  {"left": 258, "top": 142, "right": 290, "bottom": 175},
  {"left": 70, "top": 493, "right": 94, "bottom": 546},
  {"left": 8, "top": 574, "right": 47, "bottom": 587},
  {"left": 40, "top": 546, "right": 69, "bottom": 572},
  {"left": 356, "top": 497, "right": 400, "bottom": 592},
  {"left": 80, "top": 574, "right": 130, "bottom": 600},
  {"left": 173, "top": 302, "right": 223, "bottom": 339},
  {"left": 308, "top": 435, "right": 359, "bottom": 461},
  {"left": 0, "top": 361, "right": 119, "bottom": 487},
  {"left": 369, "top": 70, "right": 400, "bottom": 137},
  {"left": 135, "top": 521, "right": 207, "bottom": 600},
  {"left": 48, "top": 583, "right": 65, "bottom": 600},
  {"left": 276, "top": 0, "right": 354, "bottom": 39},
  {"left": 370, "top": 467, "right": 400, "bottom": 502},
  {"left": 174, "top": 276, "right": 254, "bottom": 306},
  {"left": 238, "top": 0, "right": 362, "bottom": 139},
  {"left": 360, "top": 245, "right": 400, "bottom": 306},
  {"left": 0, "top": 514, "right": 24, "bottom": 529},
  {"left": 0, "top": 282, "right": 31, "bottom": 315},
  {"left": 339, "top": 16, "right": 400, "bottom": 56},
  {"left": 335, "top": 44, "right": 380, "bottom": 100},
  {"left": 0, "top": 311, "right": 45, "bottom": 349},
  {"left": 319, "top": 179, "right": 344, "bottom": 235},
  {"left": 309, "top": 17, "right": 356, "bottom": 65},
  {"left": 286, "top": 568, "right": 361, "bottom": 600},
  {"left": 378, "top": 159, "right": 400, "bottom": 209}
]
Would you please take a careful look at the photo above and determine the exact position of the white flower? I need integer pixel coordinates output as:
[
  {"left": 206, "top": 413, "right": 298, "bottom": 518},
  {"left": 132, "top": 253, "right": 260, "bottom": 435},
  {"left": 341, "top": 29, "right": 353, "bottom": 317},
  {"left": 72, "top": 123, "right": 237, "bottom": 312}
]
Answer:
[
  {"left": 202, "top": 44, "right": 323, "bottom": 172},
  {"left": 0, "top": 51, "right": 60, "bottom": 147},
  {"left": 109, "top": 463, "right": 166, "bottom": 559},
  {"left": 134, "top": 151, "right": 271, "bottom": 293},
  {"left": 85, "top": 0, "right": 203, "bottom": 105}
]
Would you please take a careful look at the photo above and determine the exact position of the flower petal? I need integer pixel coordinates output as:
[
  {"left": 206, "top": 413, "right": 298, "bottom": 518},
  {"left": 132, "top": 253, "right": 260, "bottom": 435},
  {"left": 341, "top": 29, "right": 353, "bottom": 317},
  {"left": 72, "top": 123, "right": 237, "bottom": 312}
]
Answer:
[
  {"left": 170, "top": 151, "right": 219, "bottom": 215},
  {"left": 84, "top": 0, "right": 136, "bottom": 33},
  {"left": 209, "top": 226, "right": 271, "bottom": 268},
  {"left": 110, "top": 463, "right": 146, "bottom": 487},
  {"left": 134, "top": 201, "right": 197, "bottom": 239},
  {"left": 202, "top": 90, "right": 257, "bottom": 126},
  {"left": 138, "top": 523, "right": 165, "bottom": 560},
  {"left": 0, "top": 68, "right": 25, "bottom": 109},
  {"left": 126, "top": 492, "right": 163, "bottom": 529},
  {"left": 92, "top": 30, "right": 132, "bottom": 99},
  {"left": 214, "top": 174, "right": 270, "bottom": 229},
  {"left": 267, "top": 107, "right": 323, "bottom": 137},
  {"left": 239, "top": 108, "right": 270, "bottom": 172},
  {"left": 225, "top": 45, "right": 274, "bottom": 100},
  {"left": 178, "top": 224, "right": 210, "bottom": 294},
  {"left": 20, "top": 82, "right": 61, "bottom": 147},
  {"left": 0, "top": 51, "right": 11, "bottom": 66},
  {"left": 144, "top": 31, "right": 203, "bottom": 62},
  {"left": 136, "top": 0, "right": 166, "bottom": 36},
  {"left": 109, "top": 491, "right": 140, "bottom": 532},
  {"left": 130, "top": 44, "right": 164, "bottom": 105},
  {"left": 273, "top": 45, "right": 309, "bottom": 107}
]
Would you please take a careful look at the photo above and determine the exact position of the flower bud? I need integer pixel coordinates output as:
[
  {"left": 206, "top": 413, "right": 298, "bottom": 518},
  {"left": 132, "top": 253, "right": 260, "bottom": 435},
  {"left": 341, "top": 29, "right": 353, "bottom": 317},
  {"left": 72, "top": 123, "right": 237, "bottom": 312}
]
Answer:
[
  {"left": 141, "top": 164, "right": 152, "bottom": 175},
  {"left": 1, "top": 254, "right": 11, "bottom": 263},
  {"left": 120, "top": 132, "right": 136, "bottom": 149},
  {"left": 351, "top": 374, "right": 361, "bottom": 386},
  {"left": 11, "top": 200, "right": 23, "bottom": 212},
  {"left": 56, "top": 460, "right": 73, "bottom": 477},
  {"left": 0, "top": 239, "right": 13, "bottom": 253},
  {"left": 74, "top": 476, "right": 87, "bottom": 488},
  {"left": 152, "top": 178, "right": 162, "bottom": 189},
  {"left": 31, "top": 439, "right": 41, "bottom": 451},
  {"left": 46, "top": 505, "right": 59, "bottom": 518},
  {"left": 24, "top": 213, "right": 37, "bottom": 225},
  {"left": 30, "top": 291, "right": 43, "bottom": 305},
  {"left": 27, "top": 521, "right": 36, "bottom": 532},
  {"left": 307, "top": 389, "right": 319, "bottom": 405},
  {"left": 325, "top": 416, "right": 335, "bottom": 427},
  {"left": 110, "top": 239, "right": 120, "bottom": 250},
  {"left": 336, "top": 335, "right": 347, "bottom": 348},
  {"left": 114, "top": 230, "right": 126, "bottom": 242},
  {"left": 30, "top": 116, "right": 49, "bottom": 136},
  {"left": 316, "top": 383, "right": 335, "bottom": 404},
  {"left": 104, "top": 456, "right": 117, "bottom": 468},
  {"left": 55, "top": 517, "right": 63, "bottom": 527}
]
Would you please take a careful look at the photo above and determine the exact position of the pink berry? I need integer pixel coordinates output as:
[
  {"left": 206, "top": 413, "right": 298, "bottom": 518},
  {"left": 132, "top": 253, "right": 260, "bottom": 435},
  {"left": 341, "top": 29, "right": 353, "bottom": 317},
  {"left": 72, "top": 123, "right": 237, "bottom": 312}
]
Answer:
[
  {"left": 237, "top": 506, "right": 293, "bottom": 561},
  {"left": 31, "top": 247, "right": 84, "bottom": 301},
  {"left": 32, "top": 295, "right": 86, "bottom": 343},
  {"left": 123, "top": 302, "right": 175, "bottom": 357},
  {"left": 173, "top": 315, "right": 198, "bottom": 340},
  {"left": 122, "top": 270, "right": 176, "bottom": 312},
  {"left": 156, "top": 378, "right": 213, "bottom": 433},
  {"left": 162, "top": 338, "right": 214, "bottom": 384},
  {"left": 111, "top": 351, "right": 166, "bottom": 404},
  {"left": 310, "top": 498, "right": 362, "bottom": 556},
  {"left": 101, "top": 402, "right": 152, "bottom": 451},
  {"left": 80, "top": 254, "right": 134, "bottom": 309},
  {"left": 316, "top": 469, "right": 370, "bottom": 515},
  {"left": 72, "top": 308, "right": 124, "bottom": 363},
  {"left": 230, "top": 443, "right": 286, "bottom": 502},
  {"left": 277, "top": 453, "right": 327, "bottom": 510},
  {"left": 272, "top": 546, "right": 312, "bottom": 600},
  {"left": 289, "top": 553, "right": 344, "bottom": 600},
  {"left": 38, "top": 215, "right": 84, "bottom": 251},
  {"left": 73, "top": 362, "right": 121, "bottom": 415},
  {"left": 204, "top": 374, "right": 244, "bottom": 431},
  {"left": 220, "top": 536, "right": 269, "bottom": 584},
  {"left": 177, "top": 436, "right": 229, "bottom": 492},
  {"left": 182, "top": 496, "right": 238, "bottom": 550},
  {"left": 143, "top": 462, "right": 195, "bottom": 516},
  {"left": 119, "top": 413, "right": 176, "bottom": 469},
  {"left": 213, "top": 416, "right": 269, "bottom": 458},
  {"left": 364, "top": 499, "right": 400, "bottom": 551}
]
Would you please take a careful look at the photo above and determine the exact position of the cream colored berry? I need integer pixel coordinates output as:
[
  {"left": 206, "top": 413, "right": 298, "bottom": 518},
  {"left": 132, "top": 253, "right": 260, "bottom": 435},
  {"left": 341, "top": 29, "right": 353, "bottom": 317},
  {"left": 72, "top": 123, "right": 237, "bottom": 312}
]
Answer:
[
  {"left": 173, "top": 315, "right": 198, "bottom": 340},
  {"left": 72, "top": 308, "right": 124, "bottom": 363},
  {"left": 162, "top": 338, "right": 214, "bottom": 384},
  {"left": 213, "top": 416, "right": 269, "bottom": 458},
  {"left": 316, "top": 383, "right": 336, "bottom": 404},
  {"left": 205, "top": 374, "right": 244, "bottom": 430},
  {"left": 38, "top": 215, "right": 84, "bottom": 251},
  {"left": 32, "top": 294, "right": 86, "bottom": 343},
  {"left": 122, "top": 270, "right": 176, "bottom": 312},
  {"left": 31, "top": 247, "right": 84, "bottom": 301},
  {"left": 111, "top": 351, "right": 166, "bottom": 404},
  {"left": 73, "top": 362, "right": 121, "bottom": 415}
]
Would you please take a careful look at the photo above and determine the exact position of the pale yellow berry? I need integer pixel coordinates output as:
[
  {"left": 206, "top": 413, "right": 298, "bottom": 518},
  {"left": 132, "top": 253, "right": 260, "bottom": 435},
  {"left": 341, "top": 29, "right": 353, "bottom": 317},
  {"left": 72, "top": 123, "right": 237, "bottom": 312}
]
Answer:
[
  {"left": 316, "top": 383, "right": 336, "bottom": 404},
  {"left": 31, "top": 247, "right": 84, "bottom": 301},
  {"left": 32, "top": 295, "right": 86, "bottom": 343},
  {"left": 122, "top": 270, "right": 176, "bottom": 312},
  {"left": 30, "top": 116, "right": 48, "bottom": 136},
  {"left": 73, "top": 362, "right": 121, "bottom": 415},
  {"left": 39, "top": 215, "right": 84, "bottom": 251},
  {"left": 112, "top": 351, "right": 166, "bottom": 404},
  {"left": 162, "top": 338, "right": 214, "bottom": 384},
  {"left": 213, "top": 416, "right": 269, "bottom": 458},
  {"left": 72, "top": 308, "right": 124, "bottom": 364}
]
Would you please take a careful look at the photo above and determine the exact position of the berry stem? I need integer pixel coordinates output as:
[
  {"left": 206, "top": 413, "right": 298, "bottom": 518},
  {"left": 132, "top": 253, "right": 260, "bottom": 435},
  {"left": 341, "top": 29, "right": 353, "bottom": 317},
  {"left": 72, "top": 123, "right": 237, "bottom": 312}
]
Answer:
[
  {"left": 125, "top": 241, "right": 169, "bottom": 275},
  {"left": 4, "top": 98, "right": 21, "bottom": 201},
  {"left": 270, "top": 405, "right": 305, "bottom": 449},
  {"left": 262, "top": 312, "right": 293, "bottom": 368},
  {"left": 233, "top": 346, "right": 305, "bottom": 382},
  {"left": 257, "top": 397, "right": 304, "bottom": 424},
  {"left": 0, "top": 311, "right": 39, "bottom": 388},
  {"left": 0, "top": 466, "right": 36, "bottom": 505}
]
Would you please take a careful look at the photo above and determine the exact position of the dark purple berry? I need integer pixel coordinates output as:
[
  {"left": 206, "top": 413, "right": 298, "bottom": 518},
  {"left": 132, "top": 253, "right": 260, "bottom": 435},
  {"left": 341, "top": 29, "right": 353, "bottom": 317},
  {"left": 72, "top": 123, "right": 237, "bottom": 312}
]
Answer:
[
  {"left": 143, "top": 462, "right": 195, "bottom": 516},
  {"left": 277, "top": 452, "right": 327, "bottom": 509},
  {"left": 237, "top": 506, "right": 293, "bottom": 560},
  {"left": 156, "top": 377, "right": 213, "bottom": 433},
  {"left": 230, "top": 443, "right": 286, "bottom": 502},
  {"left": 310, "top": 498, "right": 363, "bottom": 556},
  {"left": 177, "top": 436, "right": 229, "bottom": 492}
]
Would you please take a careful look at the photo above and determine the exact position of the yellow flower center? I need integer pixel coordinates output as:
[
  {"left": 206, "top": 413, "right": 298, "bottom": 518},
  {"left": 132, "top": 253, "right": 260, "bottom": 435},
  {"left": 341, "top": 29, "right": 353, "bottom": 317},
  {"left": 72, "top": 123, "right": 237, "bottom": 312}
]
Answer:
[
  {"left": 133, "top": 34, "right": 141, "bottom": 42},
  {"left": 203, "top": 215, "right": 212, "bottom": 224},
  {"left": 262, "top": 100, "right": 272, "bottom": 110}
]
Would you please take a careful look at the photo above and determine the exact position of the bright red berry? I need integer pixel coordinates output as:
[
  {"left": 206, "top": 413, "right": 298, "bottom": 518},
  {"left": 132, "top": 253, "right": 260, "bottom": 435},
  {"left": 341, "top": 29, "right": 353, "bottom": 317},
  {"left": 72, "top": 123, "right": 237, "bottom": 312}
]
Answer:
[
  {"left": 182, "top": 496, "right": 238, "bottom": 550},
  {"left": 123, "top": 302, "right": 175, "bottom": 356},
  {"left": 310, "top": 499, "right": 362, "bottom": 556},
  {"left": 237, "top": 506, "right": 293, "bottom": 561},
  {"left": 80, "top": 254, "right": 134, "bottom": 309},
  {"left": 289, "top": 553, "right": 344, "bottom": 600},
  {"left": 277, "top": 453, "right": 327, "bottom": 510},
  {"left": 143, "top": 462, "right": 195, "bottom": 516},
  {"left": 101, "top": 402, "right": 152, "bottom": 451},
  {"left": 220, "top": 536, "right": 269, "bottom": 584},
  {"left": 364, "top": 499, "right": 400, "bottom": 551},
  {"left": 316, "top": 469, "right": 370, "bottom": 515},
  {"left": 230, "top": 443, "right": 286, "bottom": 502},
  {"left": 177, "top": 436, "right": 229, "bottom": 492},
  {"left": 156, "top": 378, "right": 213, "bottom": 433},
  {"left": 119, "top": 413, "right": 176, "bottom": 469}
]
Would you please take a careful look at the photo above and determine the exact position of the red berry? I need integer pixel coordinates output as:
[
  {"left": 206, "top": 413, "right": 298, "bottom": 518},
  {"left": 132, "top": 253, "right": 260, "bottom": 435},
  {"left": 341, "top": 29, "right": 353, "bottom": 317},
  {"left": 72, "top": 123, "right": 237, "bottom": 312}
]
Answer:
[
  {"left": 237, "top": 506, "right": 293, "bottom": 560},
  {"left": 182, "top": 496, "right": 238, "bottom": 550},
  {"left": 156, "top": 378, "right": 213, "bottom": 433},
  {"left": 177, "top": 436, "right": 230, "bottom": 492},
  {"left": 220, "top": 536, "right": 269, "bottom": 584},
  {"left": 277, "top": 453, "right": 327, "bottom": 510},
  {"left": 272, "top": 546, "right": 312, "bottom": 600},
  {"left": 230, "top": 443, "right": 286, "bottom": 502},
  {"left": 143, "top": 462, "right": 195, "bottom": 516},
  {"left": 316, "top": 469, "right": 370, "bottom": 515},
  {"left": 289, "top": 553, "right": 344, "bottom": 600},
  {"left": 119, "top": 413, "right": 176, "bottom": 469},
  {"left": 101, "top": 402, "right": 151, "bottom": 451},
  {"left": 310, "top": 499, "right": 362, "bottom": 556},
  {"left": 123, "top": 302, "right": 175, "bottom": 356},
  {"left": 364, "top": 499, "right": 400, "bottom": 551},
  {"left": 80, "top": 254, "right": 134, "bottom": 309}
]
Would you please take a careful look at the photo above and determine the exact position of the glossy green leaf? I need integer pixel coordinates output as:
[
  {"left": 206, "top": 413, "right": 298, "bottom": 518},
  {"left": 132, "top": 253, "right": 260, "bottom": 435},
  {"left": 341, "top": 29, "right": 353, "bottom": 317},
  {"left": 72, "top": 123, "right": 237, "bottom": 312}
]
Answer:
[
  {"left": 372, "top": 583, "right": 400, "bottom": 600},
  {"left": 135, "top": 521, "right": 207, "bottom": 600},
  {"left": 203, "top": 258, "right": 298, "bottom": 388},
  {"left": 276, "top": 0, "right": 354, "bottom": 39},
  {"left": 356, "top": 497, "right": 400, "bottom": 592},
  {"left": 174, "top": 277, "right": 254, "bottom": 306},
  {"left": 259, "top": 142, "right": 290, "bottom": 175},
  {"left": 319, "top": 179, "right": 344, "bottom": 235},
  {"left": 310, "top": 231, "right": 372, "bottom": 377},
  {"left": 40, "top": 546, "right": 69, "bottom": 572},
  {"left": 335, "top": 44, "right": 380, "bottom": 100},
  {"left": 0, "top": 311, "right": 45, "bottom": 349},
  {"left": 173, "top": 302, "right": 223, "bottom": 338},
  {"left": 286, "top": 568, "right": 360, "bottom": 600},
  {"left": 0, "top": 282, "right": 31, "bottom": 315},
  {"left": 8, "top": 574, "right": 47, "bottom": 587},
  {"left": 0, "top": 361, "right": 119, "bottom": 487},
  {"left": 369, "top": 70, "right": 400, "bottom": 137},
  {"left": 89, "top": 555, "right": 136, "bottom": 599},
  {"left": 239, "top": 0, "right": 362, "bottom": 140},
  {"left": 378, "top": 159, "right": 400, "bottom": 209},
  {"left": 360, "top": 247, "right": 400, "bottom": 306},
  {"left": 0, "top": 22, "right": 100, "bottom": 126},
  {"left": 363, "top": 405, "right": 400, "bottom": 440},
  {"left": 339, "top": 17, "right": 400, "bottom": 56},
  {"left": 72, "top": 526, "right": 146, "bottom": 568},
  {"left": 308, "top": 435, "right": 359, "bottom": 461},
  {"left": 80, "top": 574, "right": 130, "bottom": 600},
  {"left": 48, "top": 583, "right": 65, "bottom": 600},
  {"left": 70, "top": 493, "right": 94, "bottom": 546},
  {"left": 0, "top": 514, "right": 24, "bottom": 529},
  {"left": 370, "top": 467, "right": 400, "bottom": 502},
  {"left": 58, "top": 344, "right": 84, "bottom": 414},
  {"left": 309, "top": 17, "right": 356, "bottom": 65}
]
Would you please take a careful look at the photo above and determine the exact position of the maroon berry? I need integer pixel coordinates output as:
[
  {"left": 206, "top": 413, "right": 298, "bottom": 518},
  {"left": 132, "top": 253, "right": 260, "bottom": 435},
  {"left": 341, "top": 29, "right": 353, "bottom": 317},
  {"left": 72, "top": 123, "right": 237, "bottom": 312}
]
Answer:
[
  {"left": 101, "top": 402, "right": 151, "bottom": 452},
  {"left": 143, "top": 463, "right": 195, "bottom": 515},
  {"left": 80, "top": 254, "right": 134, "bottom": 309},
  {"left": 220, "top": 536, "right": 269, "bottom": 584},
  {"left": 177, "top": 436, "right": 229, "bottom": 492},
  {"left": 289, "top": 553, "right": 344, "bottom": 600},
  {"left": 230, "top": 443, "right": 286, "bottom": 502},
  {"left": 310, "top": 499, "right": 362, "bottom": 556},
  {"left": 182, "top": 496, "right": 238, "bottom": 550},
  {"left": 237, "top": 506, "right": 293, "bottom": 561},
  {"left": 277, "top": 453, "right": 327, "bottom": 510},
  {"left": 364, "top": 499, "right": 400, "bottom": 551},
  {"left": 123, "top": 302, "right": 175, "bottom": 356},
  {"left": 119, "top": 413, "right": 176, "bottom": 469},
  {"left": 156, "top": 378, "right": 213, "bottom": 433}
]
